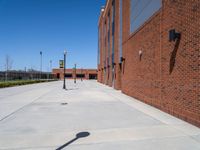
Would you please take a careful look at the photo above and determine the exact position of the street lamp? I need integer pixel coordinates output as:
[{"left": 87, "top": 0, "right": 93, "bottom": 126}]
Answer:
[
  {"left": 63, "top": 50, "right": 67, "bottom": 89},
  {"left": 74, "top": 63, "right": 76, "bottom": 84},
  {"left": 48, "top": 60, "right": 52, "bottom": 79},
  {"left": 40, "top": 51, "right": 42, "bottom": 79}
]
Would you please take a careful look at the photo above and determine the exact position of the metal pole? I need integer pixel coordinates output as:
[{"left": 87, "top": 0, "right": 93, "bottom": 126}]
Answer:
[
  {"left": 74, "top": 63, "right": 76, "bottom": 84},
  {"left": 81, "top": 68, "right": 83, "bottom": 81},
  {"left": 5, "top": 70, "right": 7, "bottom": 81},
  {"left": 50, "top": 60, "right": 52, "bottom": 79},
  {"left": 50, "top": 60, "right": 52, "bottom": 71},
  {"left": 63, "top": 51, "right": 66, "bottom": 89},
  {"left": 40, "top": 51, "right": 42, "bottom": 80}
]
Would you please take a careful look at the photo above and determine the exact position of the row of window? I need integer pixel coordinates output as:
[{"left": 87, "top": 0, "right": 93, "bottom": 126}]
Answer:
[
  {"left": 64, "top": 74, "right": 96, "bottom": 78},
  {"left": 64, "top": 74, "right": 84, "bottom": 78},
  {"left": 130, "top": 0, "right": 162, "bottom": 33},
  {"left": 98, "top": 0, "right": 162, "bottom": 65}
]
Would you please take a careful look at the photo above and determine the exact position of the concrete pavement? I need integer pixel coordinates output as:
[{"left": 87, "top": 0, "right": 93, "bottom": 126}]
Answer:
[{"left": 0, "top": 80, "right": 200, "bottom": 150}]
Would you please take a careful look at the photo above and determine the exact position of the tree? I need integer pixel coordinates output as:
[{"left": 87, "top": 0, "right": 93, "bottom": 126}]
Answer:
[{"left": 5, "top": 55, "right": 13, "bottom": 81}]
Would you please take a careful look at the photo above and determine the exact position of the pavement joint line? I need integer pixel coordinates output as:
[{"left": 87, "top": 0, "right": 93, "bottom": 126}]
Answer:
[
  {"left": 97, "top": 85, "right": 200, "bottom": 124},
  {"left": 0, "top": 124, "right": 175, "bottom": 136},
  {"left": 0, "top": 134, "right": 195, "bottom": 150},
  {"left": 0, "top": 145, "right": 56, "bottom": 150},
  {"left": 0, "top": 86, "right": 57, "bottom": 123},
  {"left": 0, "top": 86, "right": 40, "bottom": 99},
  {"left": 189, "top": 135, "right": 200, "bottom": 144},
  {"left": 62, "top": 135, "right": 192, "bottom": 146},
  {"left": 0, "top": 82, "right": 57, "bottom": 99},
  {"left": 98, "top": 87, "right": 164, "bottom": 125},
  {"left": 97, "top": 84, "right": 200, "bottom": 143}
]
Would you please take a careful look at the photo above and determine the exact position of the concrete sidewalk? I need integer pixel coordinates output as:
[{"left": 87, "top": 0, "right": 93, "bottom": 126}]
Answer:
[{"left": 0, "top": 80, "right": 199, "bottom": 150}]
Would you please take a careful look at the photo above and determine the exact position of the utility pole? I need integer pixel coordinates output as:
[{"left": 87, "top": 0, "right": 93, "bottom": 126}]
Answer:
[
  {"left": 63, "top": 51, "right": 67, "bottom": 89},
  {"left": 74, "top": 63, "right": 76, "bottom": 84}
]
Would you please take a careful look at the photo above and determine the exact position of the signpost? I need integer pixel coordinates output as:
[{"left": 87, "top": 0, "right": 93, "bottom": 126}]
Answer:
[
  {"left": 59, "top": 60, "right": 64, "bottom": 68},
  {"left": 63, "top": 51, "right": 67, "bottom": 89}
]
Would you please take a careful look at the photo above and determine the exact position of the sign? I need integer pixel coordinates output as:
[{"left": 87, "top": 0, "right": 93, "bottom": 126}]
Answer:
[{"left": 59, "top": 60, "right": 64, "bottom": 68}]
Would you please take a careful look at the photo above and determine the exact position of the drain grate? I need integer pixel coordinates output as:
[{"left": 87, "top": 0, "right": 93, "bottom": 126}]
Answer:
[{"left": 61, "top": 102, "right": 68, "bottom": 105}]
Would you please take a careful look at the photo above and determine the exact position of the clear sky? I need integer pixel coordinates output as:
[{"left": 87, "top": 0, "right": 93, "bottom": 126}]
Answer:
[{"left": 0, "top": 0, "right": 105, "bottom": 72}]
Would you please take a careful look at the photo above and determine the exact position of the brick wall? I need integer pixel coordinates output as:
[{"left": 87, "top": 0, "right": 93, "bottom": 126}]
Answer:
[
  {"left": 98, "top": 0, "right": 200, "bottom": 127},
  {"left": 160, "top": 0, "right": 200, "bottom": 126},
  {"left": 53, "top": 69, "right": 97, "bottom": 80}
]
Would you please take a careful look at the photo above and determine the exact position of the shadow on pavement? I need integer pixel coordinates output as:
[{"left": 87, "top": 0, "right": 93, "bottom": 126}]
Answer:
[
  {"left": 64, "top": 88, "right": 79, "bottom": 91},
  {"left": 56, "top": 132, "right": 90, "bottom": 150}
]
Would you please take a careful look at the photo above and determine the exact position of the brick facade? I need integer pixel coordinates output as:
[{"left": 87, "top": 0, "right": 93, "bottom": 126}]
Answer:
[
  {"left": 98, "top": 0, "right": 200, "bottom": 127},
  {"left": 53, "top": 69, "right": 97, "bottom": 80}
]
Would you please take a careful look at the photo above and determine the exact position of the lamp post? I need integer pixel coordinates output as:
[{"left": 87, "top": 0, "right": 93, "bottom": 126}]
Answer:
[
  {"left": 40, "top": 51, "right": 42, "bottom": 79},
  {"left": 63, "top": 51, "right": 67, "bottom": 89},
  {"left": 81, "top": 67, "right": 83, "bottom": 81},
  {"left": 48, "top": 60, "right": 52, "bottom": 80},
  {"left": 50, "top": 60, "right": 52, "bottom": 79},
  {"left": 74, "top": 63, "right": 76, "bottom": 84},
  {"left": 50, "top": 60, "right": 52, "bottom": 71}
]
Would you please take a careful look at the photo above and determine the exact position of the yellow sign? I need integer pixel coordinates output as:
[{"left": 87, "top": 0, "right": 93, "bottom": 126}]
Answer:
[{"left": 59, "top": 60, "right": 64, "bottom": 68}]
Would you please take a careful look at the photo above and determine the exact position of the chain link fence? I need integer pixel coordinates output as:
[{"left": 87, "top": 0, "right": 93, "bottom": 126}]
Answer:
[{"left": 0, "top": 71, "right": 55, "bottom": 81}]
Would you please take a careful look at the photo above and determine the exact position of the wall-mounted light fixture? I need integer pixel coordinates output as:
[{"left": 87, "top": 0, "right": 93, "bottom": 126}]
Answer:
[
  {"left": 139, "top": 50, "right": 142, "bottom": 61},
  {"left": 169, "top": 29, "right": 181, "bottom": 42},
  {"left": 119, "top": 57, "right": 125, "bottom": 72},
  {"left": 101, "top": 6, "right": 105, "bottom": 12},
  {"left": 120, "top": 57, "right": 125, "bottom": 62}
]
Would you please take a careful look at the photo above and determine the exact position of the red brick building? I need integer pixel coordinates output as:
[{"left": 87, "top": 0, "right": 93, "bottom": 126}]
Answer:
[
  {"left": 98, "top": 0, "right": 200, "bottom": 127},
  {"left": 53, "top": 69, "right": 97, "bottom": 80}
]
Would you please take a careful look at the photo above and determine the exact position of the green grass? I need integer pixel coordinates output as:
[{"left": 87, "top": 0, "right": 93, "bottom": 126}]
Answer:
[{"left": 0, "top": 79, "right": 57, "bottom": 88}]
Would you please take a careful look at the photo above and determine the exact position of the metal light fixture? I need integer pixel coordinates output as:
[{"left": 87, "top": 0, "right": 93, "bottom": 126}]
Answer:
[
  {"left": 119, "top": 57, "right": 125, "bottom": 71},
  {"left": 120, "top": 57, "right": 125, "bottom": 62},
  {"left": 101, "top": 6, "right": 105, "bottom": 12},
  {"left": 139, "top": 50, "right": 142, "bottom": 61},
  {"left": 169, "top": 29, "right": 181, "bottom": 42}
]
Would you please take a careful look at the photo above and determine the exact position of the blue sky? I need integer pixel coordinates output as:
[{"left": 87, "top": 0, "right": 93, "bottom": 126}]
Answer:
[{"left": 0, "top": 0, "right": 105, "bottom": 71}]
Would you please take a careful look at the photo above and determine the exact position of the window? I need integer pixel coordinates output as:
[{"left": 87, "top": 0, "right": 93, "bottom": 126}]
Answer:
[
  {"left": 89, "top": 74, "right": 97, "bottom": 80},
  {"left": 108, "top": 12, "right": 110, "bottom": 62},
  {"left": 98, "top": 27, "right": 100, "bottom": 65},
  {"left": 130, "top": 0, "right": 162, "bottom": 33},
  {"left": 119, "top": 0, "right": 123, "bottom": 62},
  {"left": 104, "top": 21, "right": 107, "bottom": 65},
  {"left": 65, "top": 74, "right": 72, "bottom": 78},
  {"left": 112, "top": 0, "right": 115, "bottom": 67},
  {"left": 76, "top": 74, "right": 85, "bottom": 78}
]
